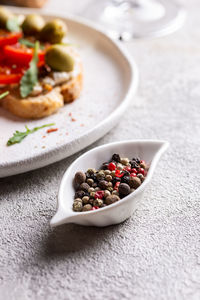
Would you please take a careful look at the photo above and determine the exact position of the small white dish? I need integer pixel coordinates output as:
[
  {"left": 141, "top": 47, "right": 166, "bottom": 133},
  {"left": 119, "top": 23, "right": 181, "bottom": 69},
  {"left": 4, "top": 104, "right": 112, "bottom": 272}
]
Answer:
[{"left": 50, "top": 140, "right": 169, "bottom": 227}]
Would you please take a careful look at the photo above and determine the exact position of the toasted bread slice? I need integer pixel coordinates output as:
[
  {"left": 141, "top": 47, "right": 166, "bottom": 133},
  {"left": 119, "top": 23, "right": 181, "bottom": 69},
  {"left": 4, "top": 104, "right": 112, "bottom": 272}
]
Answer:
[
  {"left": 1, "top": 87, "right": 64, "bottom": 119},
  {"left": 0, "top": 54, "right": 83, "bottom": 119}
]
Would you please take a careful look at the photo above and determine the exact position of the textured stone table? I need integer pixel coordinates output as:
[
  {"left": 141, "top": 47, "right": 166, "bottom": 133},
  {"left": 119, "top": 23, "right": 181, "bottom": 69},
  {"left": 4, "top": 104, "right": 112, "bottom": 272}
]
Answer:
[{"left": 1, "top": 1, "right": 200, "bottom": 299}]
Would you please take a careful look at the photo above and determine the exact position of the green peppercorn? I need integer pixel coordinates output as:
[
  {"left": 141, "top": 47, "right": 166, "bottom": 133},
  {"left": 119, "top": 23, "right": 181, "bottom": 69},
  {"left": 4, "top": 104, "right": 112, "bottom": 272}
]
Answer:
[
  {"left": 94, "top": 187, "right": 100, "bottom": 192},
  {"left": 93, "top": 199, "right": 103, "bottom": 207},
  {"left": 90, "top": 192, "right": 96, "bottom": 198},
  {"left": 129, "top": 177, "right": 141, "bottom": 189},
  {"left": 107, "top": 182, "right": 113, "bottom": 187},
  {"left": 107, "top": 187, "right": 113, "bottom": 192},
  {"left": 105, "top": 195, "right": 120, "bottom": 205},
  {"left": 112, "top": 190, "right": 119, "bottom": 196},
  {"left": 137, "top": 173, "right": 145, "bottom": 182},
  {"left": 105, "top": 175, "right": 112, "bottom": 181},
  {"left": 82, "top": 204, "right": 92, "bottom": 211},
  {"left": 140, "top": 162, "right": 146, "bottom": 169},
  {"left": 88, "top": 187, "right": 95, "bottom": 193},
  {"left": 111, "top": 171, "right": 116, "bottom": 177},
  {"left": 73, "top": 201, "right": 83, "bottom": 212},
  {"left": 96, "top": 171, "right": 105, "bottom": 181},
  {"left": 117, "top": 163, "right": 123, "bottom": 170},
  {"left": 82, "top": 196, "right": 89, "bottom": 204},
  {"left": 80, "top": 182, "right": 90, "bottom": 192},
  {"left": 87, "top": 178, "right": 94, "bottom": 186},
  {"left": 87, "top": 168, "right": 96, "bottom": 175},
  {"left": 120, "top": 158, "right": 129, "bottom": 165},
  {"left": 74, "top": 198, "right": 82, "bottom": 202},
  {"left": 104, "top": 170, "right": 111, "bottom": 175},
  {"left": 104, "top": 190, "right": 111, "bottom": 198}
]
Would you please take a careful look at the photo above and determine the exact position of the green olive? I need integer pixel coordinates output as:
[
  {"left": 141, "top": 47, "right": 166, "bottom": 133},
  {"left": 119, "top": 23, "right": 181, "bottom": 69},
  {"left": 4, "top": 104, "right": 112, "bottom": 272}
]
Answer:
[
  {"left": 22, "top": 14, "right": 45, "bottom": 35},
  {"left": 0, "top": 6, "right": 14, "bottom": 28},
  {"left": 45, "top": 45, "right": 74, "bottom": 72},
  {"left": 40, "top": 19, "right": 67, "bottom": 44}
]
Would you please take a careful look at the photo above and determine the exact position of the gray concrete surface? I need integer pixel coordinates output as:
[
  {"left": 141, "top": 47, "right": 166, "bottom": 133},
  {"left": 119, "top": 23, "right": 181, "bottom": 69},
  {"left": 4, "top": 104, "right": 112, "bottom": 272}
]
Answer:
[{"left": 0, "top": 1, "right": 200, "bottom": 299}]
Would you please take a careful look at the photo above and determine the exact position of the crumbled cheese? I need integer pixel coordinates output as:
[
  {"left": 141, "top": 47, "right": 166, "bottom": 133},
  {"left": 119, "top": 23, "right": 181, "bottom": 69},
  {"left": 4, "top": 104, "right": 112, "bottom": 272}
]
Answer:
[
  {"left": 42, "top": 76, "right": 55, "bottom": 86},
  {"left": 30, "top": 83, "right": 43, "bottom": 96},
  {"left": 52, "top": 72, "right": 71, "bottom": 85}
]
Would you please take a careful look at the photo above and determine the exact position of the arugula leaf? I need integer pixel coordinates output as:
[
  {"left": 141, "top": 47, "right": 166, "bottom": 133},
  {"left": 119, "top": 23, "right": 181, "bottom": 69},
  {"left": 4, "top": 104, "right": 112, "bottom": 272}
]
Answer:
[
  {"left": 7, "top": 123, "right": 55, "bottom": 146},
  {"left": 20, "top": 41, "right": 39, "bottom": 98},
  {"left": 0, "top": 91, "right": 9, "bottom": 99},
  {"left": 6, "top": 17, "right": 21, "bottom": 32},
  {"left": 19, "top": 38, "right": 45, "bottom": 49}
]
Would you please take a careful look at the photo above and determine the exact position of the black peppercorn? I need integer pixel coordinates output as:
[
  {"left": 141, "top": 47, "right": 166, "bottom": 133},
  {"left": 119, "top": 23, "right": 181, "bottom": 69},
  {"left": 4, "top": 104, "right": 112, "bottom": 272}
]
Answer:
[
  {"left": 121, "top": 176, "right": 130, "bottom": 184},
  {"left": 112, "top": 153, "right": 121, "bottom": 162},
  {"left": 112, "top": 177, "right": 121, "bottom": 186},
  {"left": 118, "top": 183, "right": 130, "bottom": 196},
  {"left": 130, "top": 161, "right": 139, "bottom": 169},
  {"left": 98, "top": 180, "right": 109, "bottom": 190},
  {"left": 101, "top": 162, "right": 109, "bottom": 170},
  {"left": 75, "top": 190, "right": 85, "bottom": 199}
]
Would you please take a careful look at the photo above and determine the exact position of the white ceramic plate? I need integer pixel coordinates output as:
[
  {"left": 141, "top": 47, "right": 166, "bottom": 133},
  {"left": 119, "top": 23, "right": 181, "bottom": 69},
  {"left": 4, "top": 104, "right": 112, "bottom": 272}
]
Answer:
[{"left": 0, "top": 8, "right": 138, "bottom": 178}]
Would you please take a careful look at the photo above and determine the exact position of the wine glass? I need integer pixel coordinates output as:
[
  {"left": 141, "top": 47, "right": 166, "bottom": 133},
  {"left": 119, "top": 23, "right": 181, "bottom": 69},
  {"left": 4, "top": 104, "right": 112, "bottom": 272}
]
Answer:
[{"left": 80, "top": 0, "right": 186, "bottom": 40}]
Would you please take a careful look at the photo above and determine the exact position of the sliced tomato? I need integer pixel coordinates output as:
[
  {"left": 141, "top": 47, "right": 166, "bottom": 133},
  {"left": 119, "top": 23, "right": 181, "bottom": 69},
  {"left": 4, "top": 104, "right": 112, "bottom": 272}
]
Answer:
[
  {"left": 0, "top": 64, "right": 24, "bottom": 84},
  {"left": 0, "top": 73, "right": 22, "bottom": 84},
  {"left": 4, "top": 43, "right": 45, "bottom": 67},
  {"left": 0, "top": 31, "right": 22, "bottom": 47}
]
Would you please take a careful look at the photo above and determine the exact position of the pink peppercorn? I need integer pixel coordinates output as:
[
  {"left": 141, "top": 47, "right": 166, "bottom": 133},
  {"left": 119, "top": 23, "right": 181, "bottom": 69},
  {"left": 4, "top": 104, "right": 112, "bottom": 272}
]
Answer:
[
  {"left": 138, "top": 168, "right": 145, "bottom": 175},
  {"left": 130, "top": 173, "right": 137, "bottom": 177},
  {"left": 92, "top": 206, "right": 99, "bottom": 210},
  {"left": 124, "top": 166, "right": 131, "bottom": 172}
]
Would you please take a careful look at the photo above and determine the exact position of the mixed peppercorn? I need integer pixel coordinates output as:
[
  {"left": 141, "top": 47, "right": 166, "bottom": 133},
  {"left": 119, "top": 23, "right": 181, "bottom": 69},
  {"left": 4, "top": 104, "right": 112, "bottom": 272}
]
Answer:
[{"left": 73, "top": 154, "right": 148, "bottom": 212}]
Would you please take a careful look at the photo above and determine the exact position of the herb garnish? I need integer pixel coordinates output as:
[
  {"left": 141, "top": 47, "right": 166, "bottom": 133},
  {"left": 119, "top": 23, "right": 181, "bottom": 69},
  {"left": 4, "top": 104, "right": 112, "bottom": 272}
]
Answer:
[
  {"left": 0, "top": 91, "right": 9, "bottom": 99},
  {"left": 20, "top": 41, "right": 39, "bottom": 98},
  {"left": 6, "top": 17, "right": 21, "bottom": 32},
  {"left": 19, "top": 38, "right": 45, "bottom": 49},
  {"left": 7, "top": 123, "right": 55, "bottom": 146}
]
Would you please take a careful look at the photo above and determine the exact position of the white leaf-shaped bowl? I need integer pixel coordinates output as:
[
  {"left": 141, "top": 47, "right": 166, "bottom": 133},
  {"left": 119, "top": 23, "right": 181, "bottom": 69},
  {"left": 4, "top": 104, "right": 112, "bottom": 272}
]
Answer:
[{"left": 50, "top": 140, "right": 169, "bottom": 227}]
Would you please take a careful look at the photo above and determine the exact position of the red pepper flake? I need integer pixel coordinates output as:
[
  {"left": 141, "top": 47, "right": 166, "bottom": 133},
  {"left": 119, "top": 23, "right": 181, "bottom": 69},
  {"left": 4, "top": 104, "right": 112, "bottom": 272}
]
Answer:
[
  {"left": 95, "top": 191, "right": 104, "bottom": 199},
  {"left": 115, "top": 170, "right": 124, "bottom": 178},
  {"left": 114, "top": 182, "right": 120, "bottom": 191},
  {"left": 66, "top": 132, "right": 69, "bottom": 135},
  {"left": 71, "top": 118, "right": 76, "bottom": 122},
  {"left": 47, "top": 128, "right": 58, "bottom": 133},
  {"left": 80, "top": 123, "right": 84, "bottom": 127},
  {"left": 68, "top": 112, "right": 72, "bottom": 117},
  {"left": 42, "top": 135, "right": 46, "bottom": 138}
]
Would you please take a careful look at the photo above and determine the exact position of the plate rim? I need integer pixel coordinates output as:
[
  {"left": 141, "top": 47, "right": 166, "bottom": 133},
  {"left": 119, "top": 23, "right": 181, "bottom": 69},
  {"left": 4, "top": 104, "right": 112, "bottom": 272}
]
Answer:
[{"left": 0, "top": 8, "right": 139, "bottom": 178}]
